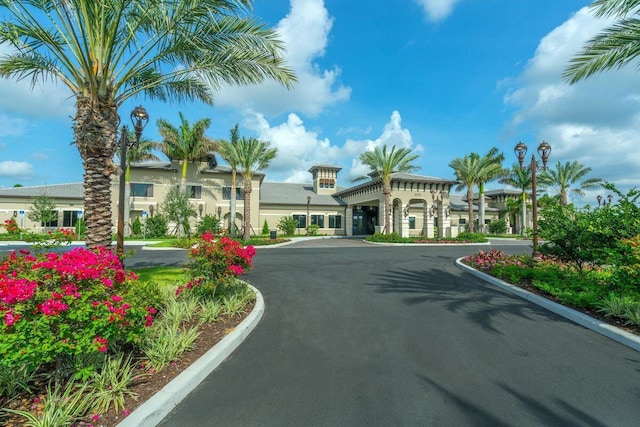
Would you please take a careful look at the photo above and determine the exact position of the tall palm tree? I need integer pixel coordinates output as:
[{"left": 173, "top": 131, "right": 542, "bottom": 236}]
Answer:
[
  {"left": 158, "top": 113, "right": 216, "bottom": 191},
  {"left": 0, "top": 0, "right": 295, "bottom": 248},
  {"left": 354, "top": 145, "right": 420, "bottom": 234},
  {"left": 476, "top": 148, "right": 506, "bottom": 232},
  {"left": 115, "top": 133, "right": 161, "bottom": 234},
  {"left": 564, "top": 0, "right": 640, "bottom": 83},
  {"left": 449, "top": 153, "right": 479, "bottom": 232},
  {"left": 500, "top": 165, "right": 532, "bottom": 235},
  {"left": 235, "top": 137, "right": 277, "bottom": 240},
  {"left": 217, "top": 124, "right": 241, "bottom": 237},
  {"left": 538, "top": 161, "right": 602, "bottom": 205}
]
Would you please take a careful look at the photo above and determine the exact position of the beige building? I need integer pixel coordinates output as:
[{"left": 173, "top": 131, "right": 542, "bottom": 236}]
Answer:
[{"left": 0, "top": 157, "right": 528, "bottom": 237}]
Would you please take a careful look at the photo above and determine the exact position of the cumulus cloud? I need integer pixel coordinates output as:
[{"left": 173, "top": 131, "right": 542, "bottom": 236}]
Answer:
[
  {"left": 0, "top": 161, "right": 34, "bottom": 177},
  {"left": 503, "top": 7, "right": 640, "bottom": 200},
  {"left": 214, "top": 0, "right": 351, "bottom": 116},
  {"left": 241, "top": 110, "right": 420, "bottom": 184},
  {"left": 0, "top": 44, "right": 74, "bottom": 119},
  {"left": 414, "top": 0, "right": 462, "bottom": 22}
]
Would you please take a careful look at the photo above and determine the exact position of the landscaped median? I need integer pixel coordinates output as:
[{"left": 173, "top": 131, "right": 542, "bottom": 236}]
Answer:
[
  {"left": 0, "top": 232, "right": 262, "bottom": 426},
  {"left": 457, "top": 249, "right": 640, "bottom": 352}
]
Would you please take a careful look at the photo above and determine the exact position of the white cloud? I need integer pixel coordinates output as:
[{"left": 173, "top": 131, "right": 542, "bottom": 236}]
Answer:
[
  {"left": 0, "top": 115, "right": 27, "bottom": 137},
  {"left": 242, "top": 110, "right": 420, "bottom": 184},
  {"left": 414, "top": 0, "right": 462, "bottom": 22},
  {"left": 0, "top": 161, "right": 33, "bottom": 177},
  {"left": 214, "top": 0, "right": 351, "bottom": 116},
  {"left": 0, "top": 44, "right": 74, "bottom": 119},
  {"left": 503, "top": 7, "right": 640, "bottom": 199}
]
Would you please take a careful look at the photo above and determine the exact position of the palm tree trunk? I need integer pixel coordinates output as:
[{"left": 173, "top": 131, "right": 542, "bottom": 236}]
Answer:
[
  {"left": 230, "top": 169, "right": 237, "bottom": 237},
  {"left": 73, "top": 96, "right": 119, "bottom": 249},
  {"left": 521, "top": 192, "right": 527, "bottom": 235},
  {"left": 124, "top": 165, "right": 131, "bottom": 237},
  {"left": 479, "top": 183, "right": 485, "bottom": 233},
  {"left": 560, "top": 190, "right": 568, "bottom": 206},
  {"left": 383, "top": 181, "right": 391, "bottom": 234},
  {"left": 243, "top": 177, "right": 251, "bottom": 241},
  {"left": 467, "top": 187, "right": 475, "bottom": 233},
  {"left": 177, "top": 161, "right": 188, "bottom": 237}
]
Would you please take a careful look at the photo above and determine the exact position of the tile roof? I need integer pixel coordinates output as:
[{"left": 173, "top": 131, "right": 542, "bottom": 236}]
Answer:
[
  {"left": 260, "top": 182, "right": 346, "bottom": 206},
  {"left": 0, "top": 183, "right": 84, "bottom": 199}
]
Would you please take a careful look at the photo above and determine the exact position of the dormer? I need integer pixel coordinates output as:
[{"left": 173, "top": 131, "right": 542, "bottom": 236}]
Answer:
[{"left": 309, "top": 165, "right": 341, "bottom": 195}]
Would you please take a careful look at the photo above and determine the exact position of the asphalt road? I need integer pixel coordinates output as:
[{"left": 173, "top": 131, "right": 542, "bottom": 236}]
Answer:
[{"left": 146, "top": 240, "right": 639, "bottom": 426}]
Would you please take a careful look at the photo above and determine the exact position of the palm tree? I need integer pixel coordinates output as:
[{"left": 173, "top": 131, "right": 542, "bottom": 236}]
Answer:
[
  {"left": 0, "top": 0, "right": 295, "bottom": 248},
  {"left": 115, "top": 133, "right": 161, "bottom": 235},
  {"left": 217, "top": 124, "right": 241, "bottom": 237},
  {"left": 500, "top": 165, "right": 532, "bottom": 235},
  {"left": 475, "top": 148, "right": 506, "bottom": 232},
  {"left": 354, "top": 145, "right": 420, "bottom": 234},
  {"left": 538, "top": 161, "right": 602, "bottom": 205},
  {"left": 449, "top": 154, "right": 479, "bottom": 232},
  {"left": 158, "top": 113, "right": 216, "bottom": 191},
  {"left": 234, "top": 138, "right": 277, "bottom": 240},
  {"left": 564, "top": 0, "right": 640, "bottom": 83}
]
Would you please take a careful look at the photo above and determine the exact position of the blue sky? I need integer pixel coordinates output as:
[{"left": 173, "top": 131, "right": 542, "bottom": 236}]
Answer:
[{"left": 1, "top": 0, "right": 636, "bottom": 204}]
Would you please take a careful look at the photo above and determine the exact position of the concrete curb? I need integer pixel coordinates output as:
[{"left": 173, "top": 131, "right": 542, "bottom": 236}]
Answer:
[
  {"left": 455, "top": 258, "right": 640, "bottom": 353},
  {"left": 117, "top": 285, "right": 265, "bottom": 427}
]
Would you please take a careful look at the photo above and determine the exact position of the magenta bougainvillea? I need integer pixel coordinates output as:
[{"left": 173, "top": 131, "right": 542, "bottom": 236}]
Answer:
[{"left": 0, "top": 247, "right": 155, "bottom": 368}]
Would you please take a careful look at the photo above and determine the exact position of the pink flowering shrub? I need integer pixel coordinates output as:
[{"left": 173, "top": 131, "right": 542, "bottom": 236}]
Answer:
[
  {"left": 2, "top": 218, "right": 20, "bottom": 235},
  {"left": 462, "top": 249, "right": 532, "bottom": 284},
  {"left": 180, "top": 232, "right": 255, "bottom": 300},
  {"left": 0, "top": 247, "right": 156, "bottom": 369}
]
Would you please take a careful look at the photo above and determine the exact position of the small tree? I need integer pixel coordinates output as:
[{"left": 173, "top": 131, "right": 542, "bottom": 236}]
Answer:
[
  {"left": 197, "top": 214, "right": 222, "bottom": 235},
  {"left": 27, "top": 194, "right": 58, "bottom": 227},
  {"left": 162, "top": 188, "right": 197, "bottom": 237},
  {"left": 145, "top": 214, "right": 168, "bottom": 238},
  {"left": 277, "top": 216, "right": 297, "bottom": 236},
  {"left": 132, "top": 216, "right": 143, "bottom": 235},
  {"left": 487, "top": 219, "right": 508, "bottom": 235},
  {"left": 261, "top": 219, "right": 270, "bottom": 236}
]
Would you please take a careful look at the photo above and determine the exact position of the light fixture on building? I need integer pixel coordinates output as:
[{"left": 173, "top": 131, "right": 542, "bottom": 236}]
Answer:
[
  {"left": 149, "top": 205, "right": 154, "bottom": 217},
  {"left": 217, "top": 206, "right": 222, "bottom": 219}
]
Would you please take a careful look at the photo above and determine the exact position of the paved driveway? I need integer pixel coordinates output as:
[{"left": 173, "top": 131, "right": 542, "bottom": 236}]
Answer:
[{"left": 157, "top": 240, "right": 640, "bottom": 426}]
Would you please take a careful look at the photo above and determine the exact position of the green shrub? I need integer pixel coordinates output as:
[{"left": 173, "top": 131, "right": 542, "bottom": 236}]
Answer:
[
  {"left": 197, "top": 214, "right": 221, "bottom": 235},
  {"left": 261, "top": 219, "right": 270, "bottom": 235},
  {"left": 456, "top": 232, "right": 488, "bottom": 243},
  {"left": 487, "top": 219, "right": 507, "bottom": 235},
  {"left": 75, "top": 218, "right": 86, "bottom": 237},
  {"left": 308, "top": 224, "right": 320, "bottom": 236},
  {"left": 132, "top": 216, "right": 142, "bottom": 235},
  {"left": 145, "top": 214, "right": 168, "bottom": 238},
  {"left": 277, "top": 216, "right": 297, "bottom": 236}
]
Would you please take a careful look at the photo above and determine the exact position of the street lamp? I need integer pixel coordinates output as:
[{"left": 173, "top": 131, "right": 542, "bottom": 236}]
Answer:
[
  {"left": 306, "top": 195, "right": 311, "bottom": 235},
  {"left": 514, "top": 141, "right": 551, "bottom": 259},
  {"left": 117, "top": 106, "right": 149, "bottom": 260},
  {"left": 597, "top": 194, "right": 613, "bottom": 207}
]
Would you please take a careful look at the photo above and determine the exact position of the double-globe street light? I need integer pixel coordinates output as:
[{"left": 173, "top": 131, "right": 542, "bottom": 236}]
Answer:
[
  {"left": 514, "top": 141, "right": 551, "bottom": 259},
  {"left": 117, "top": 106, "right": 149, "bottom": 260}
]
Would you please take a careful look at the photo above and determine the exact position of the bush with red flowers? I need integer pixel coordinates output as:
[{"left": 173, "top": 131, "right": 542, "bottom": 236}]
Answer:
[{"left": 0, "top": 247, "right": 156, "bottom": 370}]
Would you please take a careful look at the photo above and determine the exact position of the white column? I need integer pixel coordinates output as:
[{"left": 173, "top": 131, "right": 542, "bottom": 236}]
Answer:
[
  {"left": 425, "top": 204, "right": 435, "bottom": 238},
  {"left": 401, "top": 203, "right": 410, "bottom": 238},
  {"left": 346, "top": 206, "right": 353, "bottom": 237},
  {"left": 440, "top": 203, "right": 451, "bottom": 238}
]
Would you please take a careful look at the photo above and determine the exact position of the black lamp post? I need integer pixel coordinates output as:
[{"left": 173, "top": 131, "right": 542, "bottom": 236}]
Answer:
[
  {"left": 514, "top": 141, "right": 551, "bottom": 259},
  {"left": 117, "top": 106, "right": 149, "bottom": 260},
  {"left": 597, "top": 194, "right": 613, "bottom": 207}
]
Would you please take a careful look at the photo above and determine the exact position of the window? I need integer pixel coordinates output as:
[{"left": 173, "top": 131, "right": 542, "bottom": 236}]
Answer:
[
  {"left": 409, "top": 216, "right": 416, "bottom": 229},
  {"left": 41, "top": 210, "right": 58, "bottom": 227},
  {"left": 311, "top": 214, "right": 324, "bottom": 228},
  {"left": 484, "top": 219, "right": 491, "bottom": 225},
  {"left": 130, "top": 183, "right": 153, "bottom": 197},
  {"left": 63, "top": 211, "right": 80, "bottom": 227},
  {"left": 222, "top": 187, "right": 244, "bottom": 200},
  {"left": 329, "top": 215, "right": 342, "bottom": 229},
  {"left": 186, "top": 185, "right": 202, "bottom": 199},
  {"left": 459, "top": 218, "right": 467, "bottom": 225},
  {"left": 293, "top": 214, "right": 306, "bottom": 228}
]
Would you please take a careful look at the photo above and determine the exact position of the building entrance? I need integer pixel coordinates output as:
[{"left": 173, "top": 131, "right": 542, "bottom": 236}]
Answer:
[{"left": 352, "top": 206, "right": 378, "bottom": 235}]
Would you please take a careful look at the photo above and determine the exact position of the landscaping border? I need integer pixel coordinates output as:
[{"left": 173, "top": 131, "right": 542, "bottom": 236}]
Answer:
[
  {"left": 456, "top": 258, "right": 640, "bottom": 353},
  {"left": 117, "top": 285, "right": 265, "bottom": 427}
]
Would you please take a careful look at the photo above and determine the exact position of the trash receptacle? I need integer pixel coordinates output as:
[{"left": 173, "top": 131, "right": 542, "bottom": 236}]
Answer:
[{"left": 270, "top": 230, "right": 277, "bottom": 240}]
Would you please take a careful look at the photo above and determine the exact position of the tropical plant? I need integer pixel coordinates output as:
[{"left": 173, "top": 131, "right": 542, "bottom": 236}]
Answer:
[
  {"left": 234, "top": 138, "right": 278, "bottom": 240},
  {"left": 158, "top": 113, "right": 216, "bottom": 192},
  {"left": 145, "top": 214, "right": 168, "bottom": 238},
  {"left": 538, "top": 161, "right": 602, "bottom": 205},
  {"left": 354, "top": 145, "right": 420, "bottom": 234},
  {"left": 162, "top": 187, "right": 197, "bottom": 237},
  {"left": 0, "top": 0, "right": 295, "bottom": 248},
  {"left": 217, "top": 124, "right": 241, "bottom": 237},
  {"left": 564, "top": 0, "right": 640, "bottom": 83},
  {"left": 197, "top": 214, "right": 222, "bottom": 236},
  {"left": 86, "top": 353, "right": 138, "bottom": 415},
  {"left": 449, "top": 154, "right": 479, "bottom": 232},
  {"left": 487, "top": 219, "right": 508, "bottom": 235},
  {"left": 277, "top": 216, "right": 298, "bottom": 236},
  {"left": 27, "top": 194, "right": 58, "bottom": 227},
  {"left": 500, "top": 165, "right": 532, "bottom": 235},
  {"left": 475, "top": 148, "right": 506, "bottom": 232}
]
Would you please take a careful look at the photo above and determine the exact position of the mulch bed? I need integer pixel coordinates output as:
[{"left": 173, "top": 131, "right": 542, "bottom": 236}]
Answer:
[{"left": 1, "top": 301, "right": 254, "bottom": 427}]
